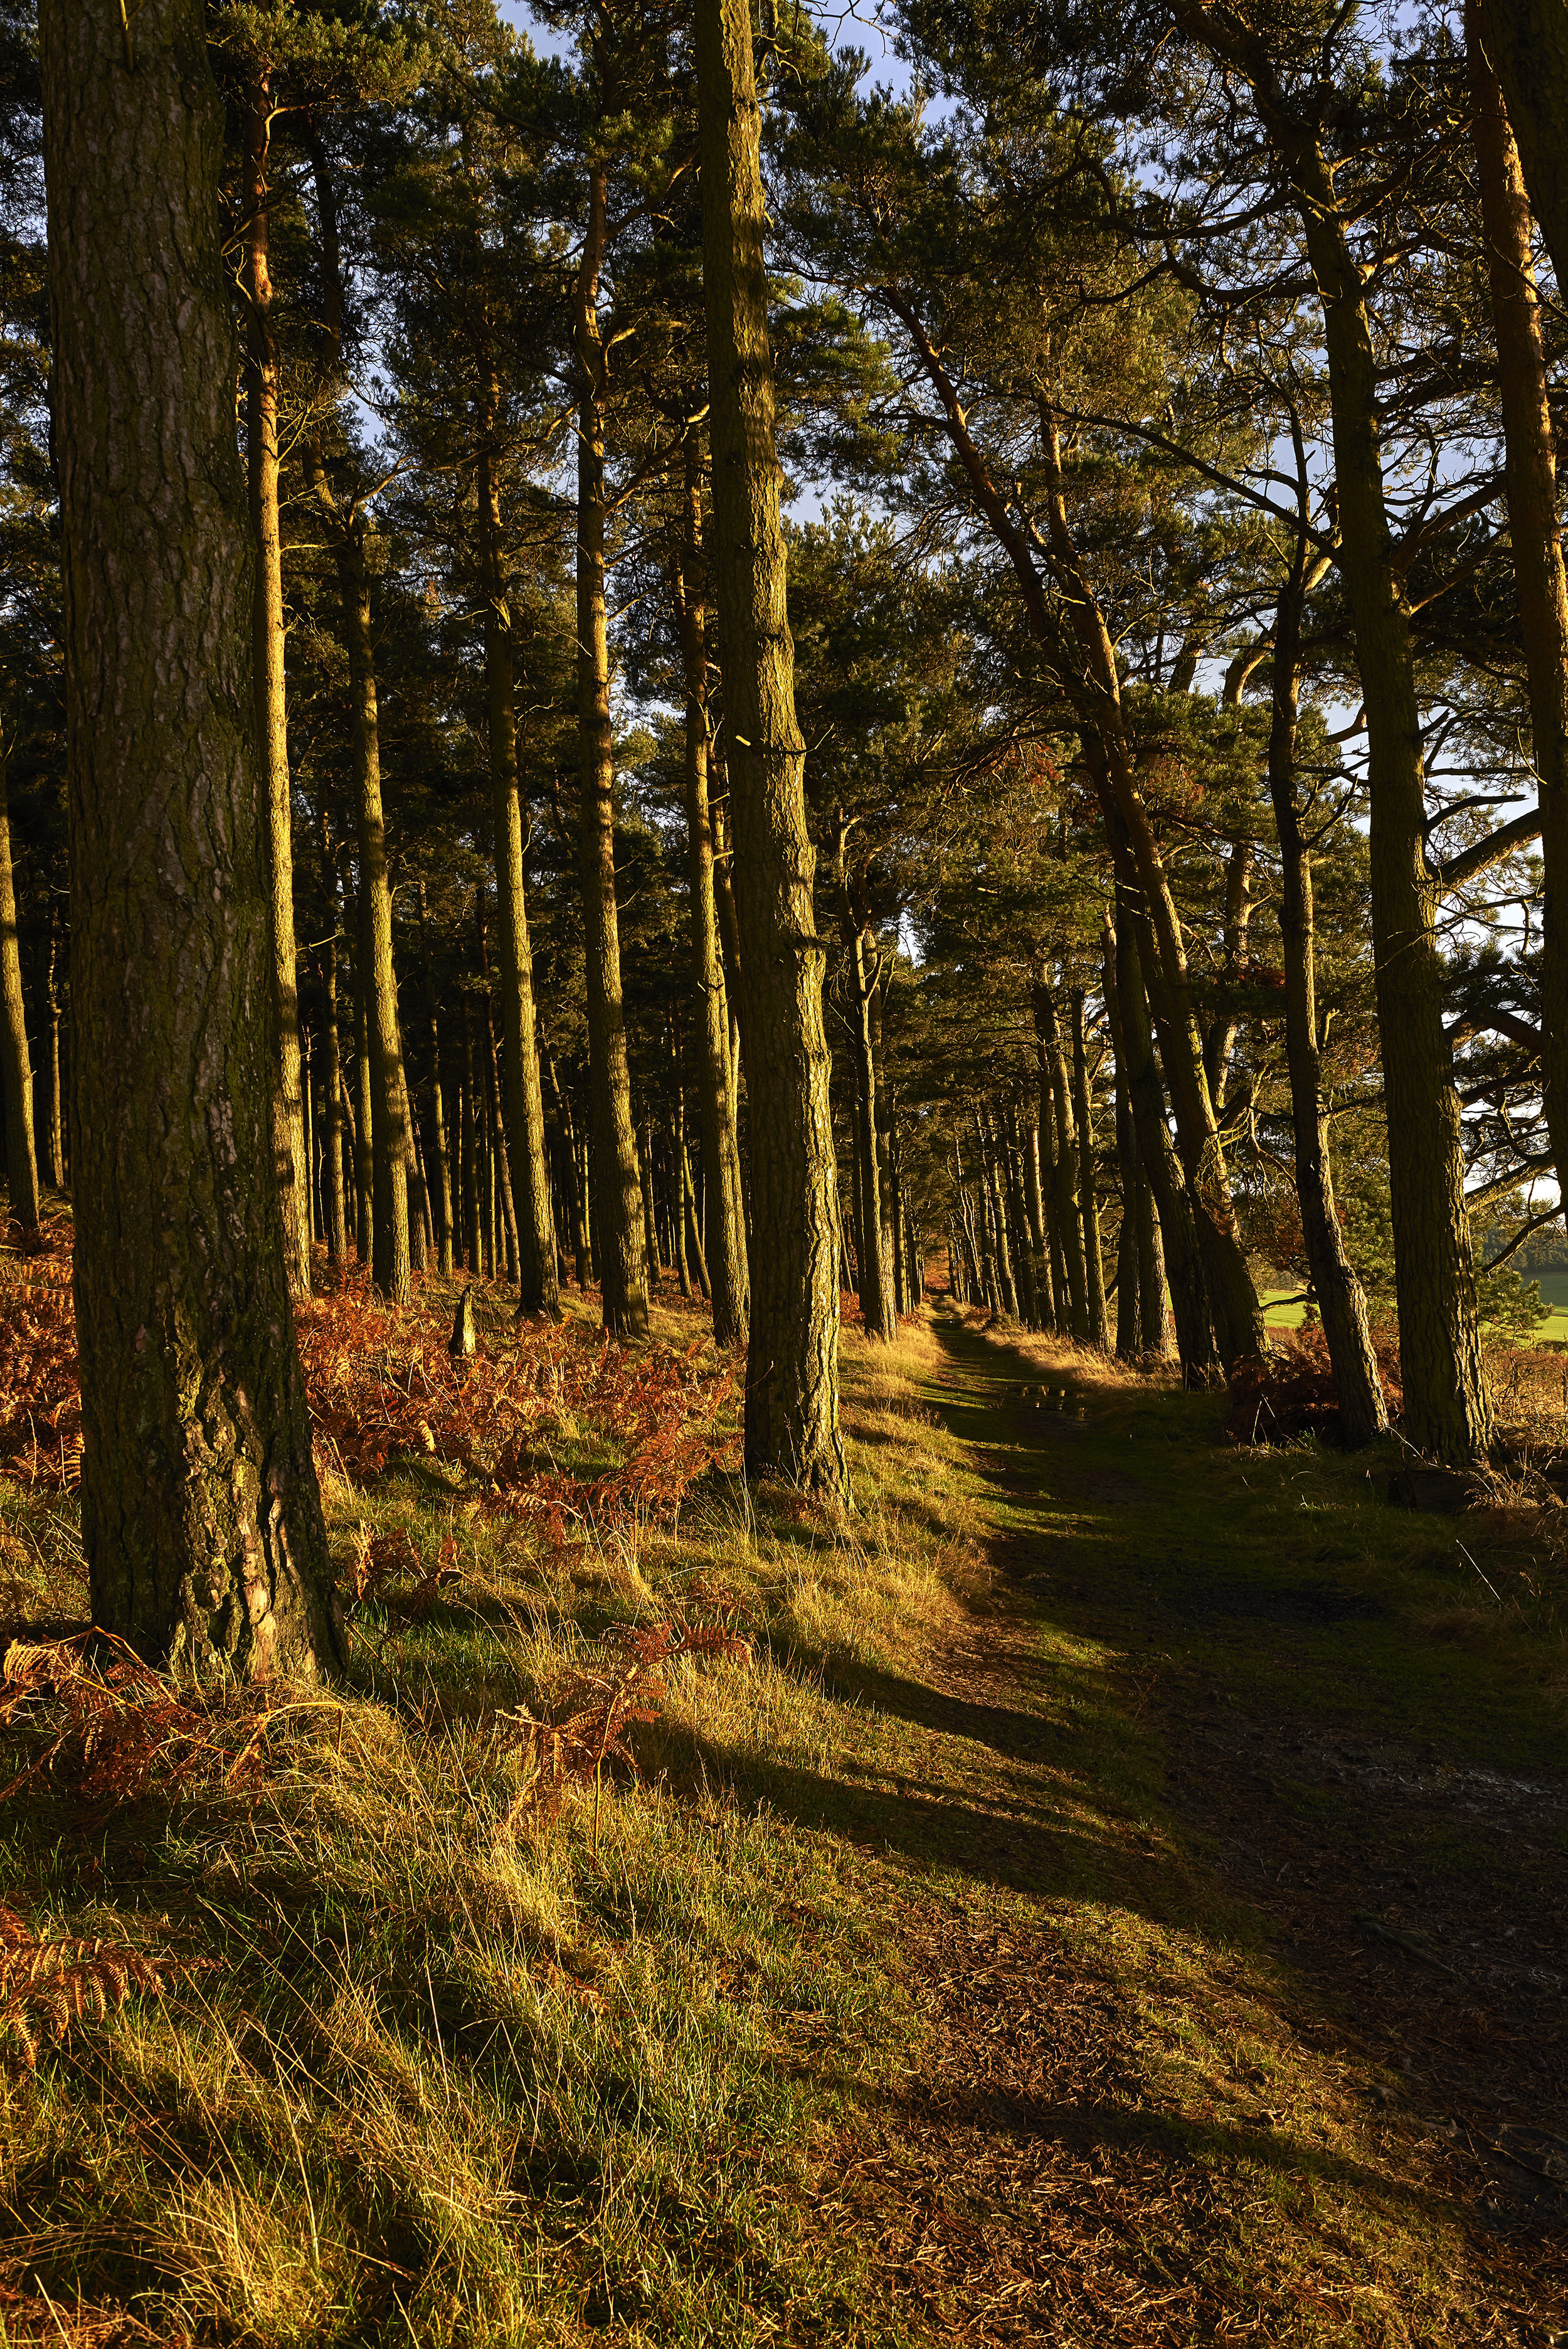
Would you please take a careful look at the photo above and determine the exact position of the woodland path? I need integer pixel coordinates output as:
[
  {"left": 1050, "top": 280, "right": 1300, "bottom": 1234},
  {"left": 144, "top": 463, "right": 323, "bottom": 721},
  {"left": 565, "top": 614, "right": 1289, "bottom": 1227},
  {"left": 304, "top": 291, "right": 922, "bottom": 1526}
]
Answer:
[{"left": 803, "top": 1309, "right": 1568, "bottom": 2347}]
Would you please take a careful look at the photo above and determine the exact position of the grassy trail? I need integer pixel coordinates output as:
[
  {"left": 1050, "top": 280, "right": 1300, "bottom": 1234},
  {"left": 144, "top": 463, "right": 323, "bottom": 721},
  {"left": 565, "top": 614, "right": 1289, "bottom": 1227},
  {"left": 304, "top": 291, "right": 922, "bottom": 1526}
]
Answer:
[
  {"left": 811, "top": 1307, "right": 1568, "bottom": 2346},
  {"left": 3, "top": 1286, "right": 1566, "bottom": 2347}
]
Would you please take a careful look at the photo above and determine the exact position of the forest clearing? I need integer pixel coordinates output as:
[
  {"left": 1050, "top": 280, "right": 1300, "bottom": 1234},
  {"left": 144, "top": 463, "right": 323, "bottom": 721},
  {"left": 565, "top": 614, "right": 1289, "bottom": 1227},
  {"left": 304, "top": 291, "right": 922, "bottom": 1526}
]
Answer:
[{"left": 6, "top": 0, "right": 1568, "bottom": 2335}]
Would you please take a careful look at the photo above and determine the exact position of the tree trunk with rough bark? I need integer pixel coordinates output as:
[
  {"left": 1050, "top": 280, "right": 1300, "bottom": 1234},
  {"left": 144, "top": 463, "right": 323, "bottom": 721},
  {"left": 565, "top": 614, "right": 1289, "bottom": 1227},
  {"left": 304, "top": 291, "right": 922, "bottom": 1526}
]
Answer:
[
  {"left": 0, "top": 750, "right": 40, "bottom": 1235},
  {"left": 40, "top": 0, "right": 339, "bottom": 1676},
  {"left": 242, "top": 70, "right": 309, "bottom": 1300},
  {"left": 42, "top": 906, "right": 65, "bottom": 1191},
  {"left": 1475, "top": 0, "right": 1568, "bottom": 299},
  {"left": 322, "top": 935, "right": 347, "bottom": 1264},
  {"left": 476, "top": 365, "right": 558, "bottom": 1316},
  {"left": 573, "top": 158, "right": 648, "bottom": 1339},
  {"left": 672, "top": 437, "right": 749, "bottom": 1347},
  {"left": 1034, "top": 975, "right": 1089, "bottom": 1337},
  {"left": 1071, "top": 990, "right": 1109, "bottom": 1349},
  {"left": 697, "top": 0, "right": 844, "bottom": 1488},
  {"left": 417, "top": 883, "right": 453, "bottom": 1277},
  {"left": 1108, "top": 900, "right": 1215, "bottom": 1378}
]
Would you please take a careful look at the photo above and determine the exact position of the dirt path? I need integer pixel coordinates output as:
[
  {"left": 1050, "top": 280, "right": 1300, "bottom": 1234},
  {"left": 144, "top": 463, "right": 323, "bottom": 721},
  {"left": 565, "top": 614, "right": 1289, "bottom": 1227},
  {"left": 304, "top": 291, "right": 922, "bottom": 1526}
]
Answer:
[{"left": 817, "top": 1310, "right": 1568, "bottom": 2347}]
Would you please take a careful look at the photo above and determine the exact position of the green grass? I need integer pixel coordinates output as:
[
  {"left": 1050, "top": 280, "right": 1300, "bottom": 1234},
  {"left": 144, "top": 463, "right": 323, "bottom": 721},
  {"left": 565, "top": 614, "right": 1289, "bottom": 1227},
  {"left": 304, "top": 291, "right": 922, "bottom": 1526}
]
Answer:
[{"left": 1, "top": 1290, "right": 1564, "bottom": 2345}]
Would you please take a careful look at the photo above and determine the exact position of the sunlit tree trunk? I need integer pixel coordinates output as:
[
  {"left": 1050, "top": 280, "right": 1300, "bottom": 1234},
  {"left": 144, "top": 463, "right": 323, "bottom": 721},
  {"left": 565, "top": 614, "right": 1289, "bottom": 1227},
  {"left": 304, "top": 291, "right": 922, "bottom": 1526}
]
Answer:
[
  {"left": 697, "top": 0, "right": 844, "bottom": 1488},
  {"left": 0, "top": 749, "right": 40, "bottom": 1235},
  {"left": 242, "top": 70, "right": 309, "bottom": 1298},
  {"left": 476, "top": 362, "right": 558, "bottom": 1315}
]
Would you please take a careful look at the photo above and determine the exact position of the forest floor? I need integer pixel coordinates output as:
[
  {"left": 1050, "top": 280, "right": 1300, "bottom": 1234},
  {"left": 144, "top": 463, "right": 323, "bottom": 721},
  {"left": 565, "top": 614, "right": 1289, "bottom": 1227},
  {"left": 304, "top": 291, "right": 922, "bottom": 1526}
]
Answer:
[{"left": 0, "top": 1258, "right": 1565, "bottom": 2346}]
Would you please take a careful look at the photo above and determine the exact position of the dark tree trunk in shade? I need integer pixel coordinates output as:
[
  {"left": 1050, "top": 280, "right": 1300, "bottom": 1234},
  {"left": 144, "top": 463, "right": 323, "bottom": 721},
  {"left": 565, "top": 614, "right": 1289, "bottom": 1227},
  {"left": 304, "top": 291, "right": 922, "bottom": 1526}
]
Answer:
[
  {"left": 476, "top": 363, "right": 559, "bottom": 1316},
  {"left": 418, "top": 883, "right": 454, "bottom": 1277},
  {"left": 474, "top": 896, "right": 520, "bottom": 1286},
  {"left": 306, "top": 462, "right": 410, "bottom": 1303},
  {"left": 39, "top": 0, "right": 339, "bottom": 1676},
  {"left": 0, "top": 750, "right": 40, "bottom": 1233},
  {"left": 1106, "top": 926, "right": 1142, "bottom": 1361},
  {"left": 1071, "top": 990, "right": 1110, "bottom": 1349},
  {"left": 351, "top": 892, "right": 374, "bottom": 1265},
  {"left": 639, "top": 1118, "right": 662, "bottom": 1280},
  {"left": 697, "top": 0, "right": 844, "bottom": 1487},
  {"left": 832, "top": 821, "right": 896, "bottom": 1341},
  {"left": 461, "top": 1008, "right": 480, "bottom": 1276},
  {"left": 1106, "top": 898, "right": 1215, "bottom": 1379},
  {"left": 42, "top": 906, "right": 65, "bottom": 1191},
  {"left": 322, "top": 937, "right": 347, "bottom": 1265},
  {"left": 1033, "top": 977, "right": 1088, "bottom": 1339},
  {"left": 241, "top": 70, "right": 309, "bottom": 1300},
  {"left": 1265, "top": 535, "right": 1388, "bottom": 1443}
]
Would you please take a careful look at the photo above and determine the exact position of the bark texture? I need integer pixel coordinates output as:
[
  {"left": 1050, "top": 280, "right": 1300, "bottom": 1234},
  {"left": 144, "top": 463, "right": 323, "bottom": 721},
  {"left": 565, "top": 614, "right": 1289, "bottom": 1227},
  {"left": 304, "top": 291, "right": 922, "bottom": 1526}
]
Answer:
[
  {"left": 40, "top": 0, "right": 339, "bottom": 1677},
  {"left": 672, "top": 439, "right": 750, "bottom": 1347},
  {"left": 477, "top": 369, "right": 558, "bottom": 1316},
  {"left": 574, "top": 171, "right": 648, "bottom": 1339},
  {"left": 1478, "top": 0, "right": 1568, "bottom": 299},
  {"left": 697, "top": 0, "right": 844, "bottom": 1489},
  {"left": 242, "top": 73, "right": 310, "bottom": 1299},
  {"left": 0, "top": 751, "right": 40, "bottom": 1233}
]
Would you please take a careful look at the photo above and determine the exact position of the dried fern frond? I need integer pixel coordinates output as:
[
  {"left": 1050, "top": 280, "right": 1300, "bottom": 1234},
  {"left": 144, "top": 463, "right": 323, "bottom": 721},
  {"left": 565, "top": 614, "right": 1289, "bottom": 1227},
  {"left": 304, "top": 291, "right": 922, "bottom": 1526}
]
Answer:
[
  {"left": 0, "top": 1905, "right": 167, "bottom": 2067},
  {"left": 498, "top": 1617, "right": 752, "bottom": 1835},
  {"left": 0, "top": 1631, "right": 282, "bottom": 1822}
]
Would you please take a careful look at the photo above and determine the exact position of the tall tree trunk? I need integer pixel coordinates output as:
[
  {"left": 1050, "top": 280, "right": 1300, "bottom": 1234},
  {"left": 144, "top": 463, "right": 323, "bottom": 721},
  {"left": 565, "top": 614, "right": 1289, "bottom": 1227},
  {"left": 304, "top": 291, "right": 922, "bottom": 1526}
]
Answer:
[
  {"left": 417, "top": 883, "right": 453, "bottom": 1277},
  {"left": 1034, "top": 975, "right": 1089, "bottom": 1337},
  {"left": 1106, "top": 899, "right": 1216, "bottom": 1378},
  {"left": 866, "top": 962, "right": 904, "bottom": 1318},
  {"left": 573, "top": 216, "right": 648, "bottom": 1338},
  {"left": 1071, "top": 990, "right": 1110, "bottom": 1349},
  {"left": 1000, "top": 1104, "right": 1039, "bottom": 1327},
  {"left": 40, "top": 0, "right": 339, "bottom": 1677},
  {"left": 1019, "top": 1101, "right": 1056, "bottom": 1331},
  {"left": 352, "top": 948, "right": 373, "bottom": 1268},
  {"left": 0, "top": 750, "right": 40, "bottom": 1235},
  {"left": 474, "top": 893, "right": 520, "bottom": 1285},
  {"left": 1106, "top": 926, "right": 1142, "bottom": 1361},
  {"left": 309, "top": 467, "right": 410, "bottom": 1302},
  {"left": 978, "top": 1112, "right": 1019, "bottom": 1317},
  {"left": 1203, "top": 832, "right": 1253, "bottom": 1111},
  {"left": 476, "top": 363, "right": 559, "bottom": 1316},
  {"left": 1177, "top": 3, "right": 1488, "bottom": 1457},
  {"left": 672, "top": 432, "right": 750, "bottom": 1346},
  {"left": 322, "top": 935, "right": 347, "bottom": 1265},
  {"left": 242, "top": 71, "right": 309, "bottom": 1300},
  {"left": 697, "top": 0, "right": 844, "bottom": 1488},
  {"left": 832, "top": 821, "right": 896, "bottom": 1341},
  {"left": 1472, "top": 0, "right": 1568, "bottom": 299},
  {"left": 1266, "top": 531, "right": 1389, "bottom": 1443},
  {"left": 460, "top": 1004, "right": 480, "bottom": 1275},
  {"left": 1470, "top": 1, "right": 1568, "bottom": 1196},
  {"left": 42, "top": 904, "right": 65, "bottom": 1191},
  {"left": 638, "top": 1116, "right": 662, "bottom": 1282}
]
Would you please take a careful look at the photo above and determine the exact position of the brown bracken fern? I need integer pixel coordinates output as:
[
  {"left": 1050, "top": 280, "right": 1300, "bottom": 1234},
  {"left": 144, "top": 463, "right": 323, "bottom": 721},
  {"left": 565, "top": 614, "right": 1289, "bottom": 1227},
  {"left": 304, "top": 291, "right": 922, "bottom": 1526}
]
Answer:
[{"left": 0, "top": 1904, "right": 166, "bottom": 2067}]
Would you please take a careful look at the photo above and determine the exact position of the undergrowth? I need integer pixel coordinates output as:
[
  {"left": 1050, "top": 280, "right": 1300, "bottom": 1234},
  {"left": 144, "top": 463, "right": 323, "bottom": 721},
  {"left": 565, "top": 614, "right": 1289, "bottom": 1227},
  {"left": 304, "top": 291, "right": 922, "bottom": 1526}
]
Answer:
[{"left": 0, "top": 1259, "right": 1563, "bottom": 2345}]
